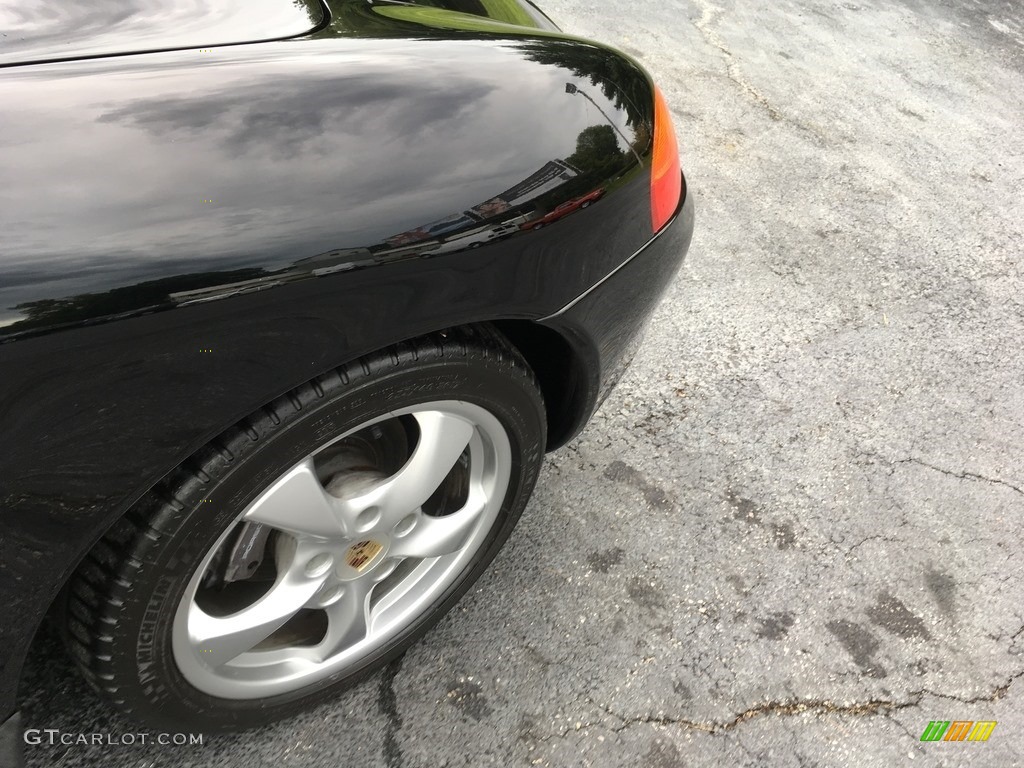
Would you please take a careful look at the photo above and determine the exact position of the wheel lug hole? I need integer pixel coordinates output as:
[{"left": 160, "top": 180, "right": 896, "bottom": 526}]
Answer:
[
  {"left": 393, "top": 513, "right": 418, "bottom": 538},
  {"left": 305, "top": 553, "right": 334, "bottom": 577},
  {"left": 356, "top": 506, "right": 381, "bottom": 531}
]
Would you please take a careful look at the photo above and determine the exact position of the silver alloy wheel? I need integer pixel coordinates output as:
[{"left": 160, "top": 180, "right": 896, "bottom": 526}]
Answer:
[{"left": 171, "top": 400, "right": 511, "bottom": 699}]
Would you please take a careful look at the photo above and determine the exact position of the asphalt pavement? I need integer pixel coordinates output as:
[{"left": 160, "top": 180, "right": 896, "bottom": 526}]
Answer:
[{"left": 18, "top": 0, "right": 1024, "bottom": 766}]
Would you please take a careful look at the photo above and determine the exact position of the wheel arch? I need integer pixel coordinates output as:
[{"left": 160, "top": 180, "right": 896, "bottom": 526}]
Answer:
[
  {"left": 15, "top": 315, "right": 595, "bottom": 702},
  {"left": 489, "top": 318, "right": 594, "bottom": 450}
]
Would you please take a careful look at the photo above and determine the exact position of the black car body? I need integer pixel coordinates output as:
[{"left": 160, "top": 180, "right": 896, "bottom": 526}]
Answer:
[{"left": 0, "top": 0, "right": 693, "bottom": 760}]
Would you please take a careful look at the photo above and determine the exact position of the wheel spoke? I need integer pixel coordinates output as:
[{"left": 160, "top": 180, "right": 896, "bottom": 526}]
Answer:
[
  {"left": 172, "top": 401, "right": 515, "bottom": 699},
  {"left": 347, "top": 411, "right": 474, "bottom": 527},
  {"left": 244, "top": 458, "right": 348, "bottom": 538},
  {"left": 315, "top": 578, "right": 373, "bottom": 660},
  {"left": 388, "top": 493, "right": 487, "bottom": 560},
  {"left": 189, "top": 570, "right": 328, "bottom": 668}
]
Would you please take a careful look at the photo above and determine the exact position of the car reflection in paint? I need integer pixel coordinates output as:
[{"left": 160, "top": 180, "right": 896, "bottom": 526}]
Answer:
[
  {"left": 520, "top": 187, "right": 606, "bottom": 231},
  {"left": 430, "top": 222, "right": 522, "bottom": 254}
]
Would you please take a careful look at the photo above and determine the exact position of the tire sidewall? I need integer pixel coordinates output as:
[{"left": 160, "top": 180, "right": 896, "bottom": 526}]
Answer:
[{"left": 110, "top": 354, "right": 544, "bottom": 731}]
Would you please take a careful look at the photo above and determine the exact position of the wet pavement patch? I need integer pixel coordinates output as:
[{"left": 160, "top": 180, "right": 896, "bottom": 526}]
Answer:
[
  {"left": 755, "top": 612, "right": 795, "bottom": 640},
  {"left": 826, "top": 619, "right": 887, "bottom": 678},
  {"left": 587, "top": 546, "right": 626, "bottom": 573},
  {"left": 866, "top": 592, "right": 932, "bottom": 640}
]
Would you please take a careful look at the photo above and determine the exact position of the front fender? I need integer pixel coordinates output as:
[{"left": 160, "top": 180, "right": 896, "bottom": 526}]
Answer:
[{"left": 0, "top": 20, "right": 661, "bottom": 716}]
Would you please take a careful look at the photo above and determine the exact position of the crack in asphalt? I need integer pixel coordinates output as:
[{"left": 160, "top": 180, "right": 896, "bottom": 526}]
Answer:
[
  {"left": 854, "top": 450, "right": 1023, "bottom": 498},
  {"left": 896, "top": 457, "right": 1024, "bottom": 497},
  {"left": 378, "top": 655, "right": 406, "bottom": 768},
  {"left": 883, "top": 712, "right": 921, "bottom": 745},
  {"left": 526, "top": 665, "right": 1024, "bottom": 746},
  {"left": 590, "top": 696, "right": 915, "bottom": 736},
  {"left": 843, "top": 533, "right": 901, "bottom": 558},
  {"left": 691, "top": 0, "right": 784, "bottom": 122},
  {"left": 918, "top": 666, "right": 1024, "bottom": 705}
]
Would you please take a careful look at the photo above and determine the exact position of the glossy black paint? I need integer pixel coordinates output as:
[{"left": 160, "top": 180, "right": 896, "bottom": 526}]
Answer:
[
  {"left": 1, "top": 37, "right": 652, "bottom": 337},
  {"left": 0, "top": 0, "right": 692, "bottom": 735},
  {"left": 0, "top": 0, "right": 325, "bottom": 66},
  {"left": 542, "top": 186, "right": 694, "bottom": 423}
]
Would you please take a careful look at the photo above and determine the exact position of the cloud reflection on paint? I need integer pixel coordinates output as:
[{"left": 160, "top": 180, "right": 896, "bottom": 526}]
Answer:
[{"left": 0, "top": 35, "right": 648, "bottom": 332}]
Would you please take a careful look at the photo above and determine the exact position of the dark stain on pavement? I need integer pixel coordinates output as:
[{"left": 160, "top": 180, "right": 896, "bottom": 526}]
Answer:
[
  {"left": 605, "top": 461, "right": 675, "bottom": 511},
  {"left": 925, "top": 566, "right": 957, "bottom": 619},
  {"left": 726, "top": 491, "right": 798, "bottom": 548},
  {"left": 866, "top": 592, "right": 931, "bottom": 640},
  {"left": 673, "top": 680, "right": 693, "bottom": 698},
  {"left": 446, "top": 678, "right": 493, "bottom": 722},
  {"left": 645, "top": 737, "right": 683, "bottom": 768},
  {"left": 524, "top": 644, "right": 554, "bottom": 669},
  {"left": 628, "top": 575, "right": 669, "bottom": 612},
  {"left": 755, "top": 612, "right": 795, "bottom": 640},
  {"left": 826, "top": 619, "right": 887, "bottom": 678},
  {"left": 725, "top": 489, "right": 762, "bottom": 524},
  {"left": 588, "top": 547, "right": 626, "bottom": 573},
  {"left": 908, "top": 658, "right": 941, "bottom": 677},
  {"left": 517, "top": 713, "right": 544, "bottom": 750},
  {"left": 771, "top": 522, "right": 797, "bottom": 549},
  {"left": 726, "top": 574, "right": 750, "bottom": 595}
]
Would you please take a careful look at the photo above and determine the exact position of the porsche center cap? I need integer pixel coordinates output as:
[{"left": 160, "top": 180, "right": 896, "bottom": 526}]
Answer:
[{"left": 346, "top": 540, "right": 384, "bottom": 571}]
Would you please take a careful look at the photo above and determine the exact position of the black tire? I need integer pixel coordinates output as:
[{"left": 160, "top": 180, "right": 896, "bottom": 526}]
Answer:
[{"left": 61, "top": 325, "right": 545, "bottom": 732}]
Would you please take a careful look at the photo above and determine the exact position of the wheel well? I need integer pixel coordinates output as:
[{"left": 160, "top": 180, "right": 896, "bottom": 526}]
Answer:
[
  {"left": 14, "top": 318, "right": 587, "bottom": 721},
  {"left": 489, "top": 320, "right": 587, "bottom": 450},
  {"left": 26, "top": 320, "right": 587, "bottom": 691}
]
